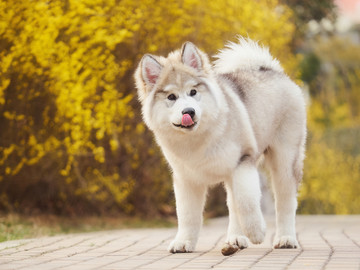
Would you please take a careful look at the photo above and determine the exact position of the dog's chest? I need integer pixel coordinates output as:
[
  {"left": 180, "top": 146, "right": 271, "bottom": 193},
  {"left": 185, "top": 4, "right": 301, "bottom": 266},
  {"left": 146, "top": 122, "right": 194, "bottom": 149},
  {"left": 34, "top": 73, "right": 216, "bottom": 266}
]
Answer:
[{"left": 168, "top": 141, "right": 240, "bottom": 184}]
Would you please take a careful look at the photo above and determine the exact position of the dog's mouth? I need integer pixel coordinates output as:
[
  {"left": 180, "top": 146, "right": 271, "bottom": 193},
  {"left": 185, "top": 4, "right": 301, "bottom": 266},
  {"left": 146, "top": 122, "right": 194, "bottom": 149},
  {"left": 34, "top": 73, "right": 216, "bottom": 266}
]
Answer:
[
  {"left": 173, "top": 113, "right": 197, "bottom": 129},
  {"left": 173, "top": 122, "right": 197, "bottom": 129}
]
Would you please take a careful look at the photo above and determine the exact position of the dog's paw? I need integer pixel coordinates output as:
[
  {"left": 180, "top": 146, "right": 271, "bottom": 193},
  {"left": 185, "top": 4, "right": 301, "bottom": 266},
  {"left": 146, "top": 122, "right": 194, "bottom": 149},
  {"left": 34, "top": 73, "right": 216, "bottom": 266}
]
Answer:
[
  {"left": 168, "top": 239, "right": 195, "bottom": 253},
  {"left": 243, "top": 218, "right": 266, "bottom": 244},
  {"left": 273, "top": 235, "right": 299, "bottom": 249},
  {"left": 221, "top": 235, "right": 248, "bottom": 256},
  {"left": 246, "top": 228, "right": 265, "bottom": 244}
]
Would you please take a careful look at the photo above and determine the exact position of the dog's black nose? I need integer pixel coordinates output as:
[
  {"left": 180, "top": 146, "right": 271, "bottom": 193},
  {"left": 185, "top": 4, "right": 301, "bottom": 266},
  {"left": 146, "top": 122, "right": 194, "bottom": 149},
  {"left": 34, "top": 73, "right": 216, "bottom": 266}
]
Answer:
[{"left": 182, "top": 107, "right": 195, "bottom": 119}]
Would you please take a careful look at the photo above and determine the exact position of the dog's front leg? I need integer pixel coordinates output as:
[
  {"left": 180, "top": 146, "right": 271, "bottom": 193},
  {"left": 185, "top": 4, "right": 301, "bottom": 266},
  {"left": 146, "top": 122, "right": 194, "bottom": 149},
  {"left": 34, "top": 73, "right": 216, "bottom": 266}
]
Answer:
[
  {"left": 231, "top": 163, "right": 266, "bottom": 245},
  {"left": 168, "top": 177, "right": 207, "bottom": 253},
  {"left": 221, "top": 182, "right": 249, "bottom": 256}
]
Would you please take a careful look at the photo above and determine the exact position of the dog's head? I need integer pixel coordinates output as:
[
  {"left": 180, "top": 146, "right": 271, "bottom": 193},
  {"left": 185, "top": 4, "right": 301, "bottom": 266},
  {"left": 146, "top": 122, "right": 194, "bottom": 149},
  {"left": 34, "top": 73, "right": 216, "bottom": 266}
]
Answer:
[{"left": 135, "top": 42, "right": 223, "bottom": 135}]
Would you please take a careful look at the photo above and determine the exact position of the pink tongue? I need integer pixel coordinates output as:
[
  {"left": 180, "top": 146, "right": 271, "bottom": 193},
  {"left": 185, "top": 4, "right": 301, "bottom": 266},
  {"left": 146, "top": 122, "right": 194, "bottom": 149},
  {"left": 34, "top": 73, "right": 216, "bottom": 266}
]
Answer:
[{"left": 181, "top": 114, "right": 194, "bottom": 127}]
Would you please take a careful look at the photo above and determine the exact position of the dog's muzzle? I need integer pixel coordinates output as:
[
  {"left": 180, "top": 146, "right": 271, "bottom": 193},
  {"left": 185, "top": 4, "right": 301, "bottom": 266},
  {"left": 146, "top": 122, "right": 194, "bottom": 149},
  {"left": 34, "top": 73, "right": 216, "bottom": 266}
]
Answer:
[{"left": 173, "top": 107, "right": 196, "bottom": 129}]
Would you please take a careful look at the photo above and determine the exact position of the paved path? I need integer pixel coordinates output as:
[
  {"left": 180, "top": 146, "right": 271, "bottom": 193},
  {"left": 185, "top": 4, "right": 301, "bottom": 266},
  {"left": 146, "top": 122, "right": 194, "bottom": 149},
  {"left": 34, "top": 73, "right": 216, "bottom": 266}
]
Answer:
[{"left": 0, "top": 215, "right": 359, "bottom": 270}]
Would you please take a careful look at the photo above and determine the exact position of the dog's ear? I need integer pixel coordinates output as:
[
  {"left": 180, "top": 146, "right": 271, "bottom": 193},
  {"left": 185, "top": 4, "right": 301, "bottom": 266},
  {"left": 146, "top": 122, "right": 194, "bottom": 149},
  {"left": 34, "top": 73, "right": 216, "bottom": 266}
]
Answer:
[
  {"left": 141, "top": 54, "right": 162, "bottom": 85},
  {"left": 181, "top": 42, "right": 202, "bottom": 70}
]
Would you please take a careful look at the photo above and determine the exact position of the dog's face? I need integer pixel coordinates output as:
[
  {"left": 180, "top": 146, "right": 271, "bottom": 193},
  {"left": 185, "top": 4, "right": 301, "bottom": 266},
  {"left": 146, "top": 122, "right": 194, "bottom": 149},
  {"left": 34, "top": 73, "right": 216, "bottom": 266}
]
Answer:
[
  {"left": 156, "top": 70, "right": 203, "bottom": 131},
  {"left": 135, "top": 42, "right": 221, "bottom": 135}
]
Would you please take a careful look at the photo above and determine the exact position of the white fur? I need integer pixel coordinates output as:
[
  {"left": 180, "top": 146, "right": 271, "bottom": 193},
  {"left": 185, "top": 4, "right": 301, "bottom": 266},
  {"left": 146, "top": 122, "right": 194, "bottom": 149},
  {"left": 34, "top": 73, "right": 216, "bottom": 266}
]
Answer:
[
  {"left": 213, "top": 37, "right": 283, "bottom": 73},
  {"left": 134, "top": 38, "right": 306, "bottom": 255}
]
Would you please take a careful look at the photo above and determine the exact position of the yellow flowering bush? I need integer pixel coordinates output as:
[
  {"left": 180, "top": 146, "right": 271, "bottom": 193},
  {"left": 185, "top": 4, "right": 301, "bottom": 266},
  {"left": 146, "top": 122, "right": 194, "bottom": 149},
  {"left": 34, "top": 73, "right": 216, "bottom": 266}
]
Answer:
[
  {"left": 0, "top": 0, "right": 298, "bottom": 215},
  {"left": 297, "top": 36, "right": 360, "bottom": 214},
  {"left": 299, "top": 132, "right": 360, "bottom": 214}
]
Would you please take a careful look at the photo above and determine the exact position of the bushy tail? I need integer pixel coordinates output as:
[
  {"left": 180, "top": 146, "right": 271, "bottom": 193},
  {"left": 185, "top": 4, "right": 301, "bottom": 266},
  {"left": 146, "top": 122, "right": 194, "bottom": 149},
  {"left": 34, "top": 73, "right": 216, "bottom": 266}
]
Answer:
[{"left": 213, "top": 37, "right": 283, "bottom": 74}]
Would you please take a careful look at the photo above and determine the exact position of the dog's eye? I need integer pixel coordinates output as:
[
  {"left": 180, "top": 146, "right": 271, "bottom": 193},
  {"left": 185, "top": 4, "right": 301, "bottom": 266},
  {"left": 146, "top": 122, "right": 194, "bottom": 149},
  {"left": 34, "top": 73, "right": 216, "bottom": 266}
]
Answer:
[
  {"left": 190, "top": 89, "right": 197, "bottom": 96},
  {"left": 167, "top": 94, "right": 177, "bottom": 101}
]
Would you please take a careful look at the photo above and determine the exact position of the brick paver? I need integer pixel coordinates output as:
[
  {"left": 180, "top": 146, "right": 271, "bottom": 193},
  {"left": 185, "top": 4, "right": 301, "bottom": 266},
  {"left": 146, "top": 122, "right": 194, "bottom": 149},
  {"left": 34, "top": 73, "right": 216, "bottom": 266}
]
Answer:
[{"left": 0, "top": 215, "right": 359, "bottom": 270}]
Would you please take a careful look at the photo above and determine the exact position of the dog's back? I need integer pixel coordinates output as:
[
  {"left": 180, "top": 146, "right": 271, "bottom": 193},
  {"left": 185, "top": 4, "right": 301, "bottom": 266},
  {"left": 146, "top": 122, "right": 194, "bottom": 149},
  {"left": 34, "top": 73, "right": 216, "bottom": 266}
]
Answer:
[{"left": 214, "top": 38, "right": 306, "bottom": 161}]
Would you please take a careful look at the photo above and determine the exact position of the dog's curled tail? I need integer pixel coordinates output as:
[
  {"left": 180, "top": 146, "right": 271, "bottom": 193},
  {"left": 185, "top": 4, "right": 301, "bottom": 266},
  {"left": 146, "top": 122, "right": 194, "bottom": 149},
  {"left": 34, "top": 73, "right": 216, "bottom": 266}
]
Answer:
[{"left": 213, "top": 37, "right": 283, "bottom": 74}]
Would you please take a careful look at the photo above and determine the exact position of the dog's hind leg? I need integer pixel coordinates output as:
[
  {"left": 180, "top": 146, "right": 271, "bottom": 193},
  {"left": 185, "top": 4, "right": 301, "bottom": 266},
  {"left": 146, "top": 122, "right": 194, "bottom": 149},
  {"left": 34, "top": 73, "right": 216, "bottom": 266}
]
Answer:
[{"left": 265, "top": 142, "right": 304, "bottom": 249}]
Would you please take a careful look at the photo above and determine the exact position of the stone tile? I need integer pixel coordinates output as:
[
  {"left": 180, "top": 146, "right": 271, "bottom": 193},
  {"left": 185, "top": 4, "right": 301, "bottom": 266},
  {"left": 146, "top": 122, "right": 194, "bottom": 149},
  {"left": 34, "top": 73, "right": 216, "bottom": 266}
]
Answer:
[{"left": 0, "top": 216, "right": 359, "bottom": 269}]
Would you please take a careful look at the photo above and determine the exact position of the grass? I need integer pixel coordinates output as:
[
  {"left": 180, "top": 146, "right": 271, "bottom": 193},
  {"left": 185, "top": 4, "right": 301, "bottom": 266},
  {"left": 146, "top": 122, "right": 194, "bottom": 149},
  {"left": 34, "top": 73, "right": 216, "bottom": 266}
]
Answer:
[{"left": 0, "top": 213, "right": 176, "bottom": 243}]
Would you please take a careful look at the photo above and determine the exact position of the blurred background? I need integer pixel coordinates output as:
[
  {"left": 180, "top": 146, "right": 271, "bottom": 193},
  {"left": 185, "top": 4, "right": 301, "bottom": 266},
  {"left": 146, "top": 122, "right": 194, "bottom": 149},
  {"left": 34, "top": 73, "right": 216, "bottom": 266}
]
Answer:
[{"left": 0, "top": 0, "right": 359, "bottom": 225}]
